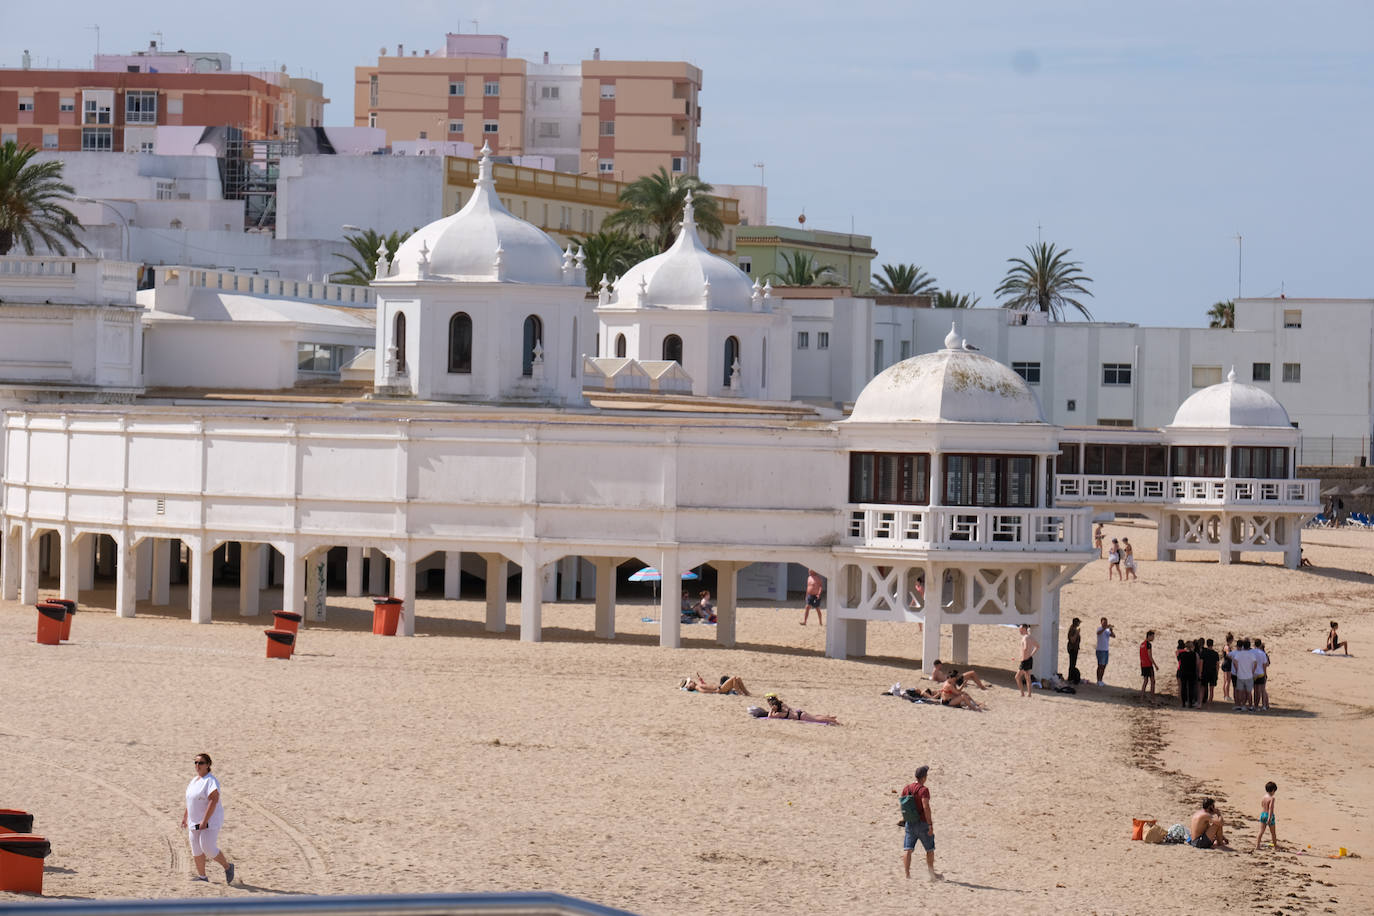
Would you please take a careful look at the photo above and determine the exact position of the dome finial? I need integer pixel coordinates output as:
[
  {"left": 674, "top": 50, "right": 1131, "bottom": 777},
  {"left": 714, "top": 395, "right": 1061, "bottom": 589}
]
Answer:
[
  {"left": 943, "top": 322, "right": 960, "bottom": 351},
  {"left": 475, "top": 142, "right": 495, "bottom": 189},
  {"left": 682, "top": 189, "right": 696, "bottom": 230},
  {"left": 1227, "top": 365, "right": 1237, "bottom": 383}
]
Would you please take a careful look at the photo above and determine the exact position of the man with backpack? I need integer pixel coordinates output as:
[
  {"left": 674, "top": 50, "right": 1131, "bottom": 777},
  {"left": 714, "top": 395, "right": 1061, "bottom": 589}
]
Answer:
[{"left": 899, "top": 765, "right": 941, "bottom": 881}]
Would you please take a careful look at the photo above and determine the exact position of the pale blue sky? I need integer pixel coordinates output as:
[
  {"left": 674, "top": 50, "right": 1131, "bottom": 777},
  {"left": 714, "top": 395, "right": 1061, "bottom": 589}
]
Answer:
[{"left": 6, "top": 1, "right": 1372, "bottom": 326}]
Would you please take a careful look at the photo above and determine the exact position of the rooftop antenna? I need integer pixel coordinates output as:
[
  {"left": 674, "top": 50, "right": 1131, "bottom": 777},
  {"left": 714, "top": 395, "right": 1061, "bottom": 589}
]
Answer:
[
  {"left": 1234, "top": 232, "right": 1243, "bottom": 299},
  {"left": 153, "top": 31, "right": 163, "bottom": 51},
  {"left": 87, "top": 24, "right": 100, "bottom": 61},
  {"left": 1036, "top": 222, "right": 1042, "bottom": 245},
  {"left": 470, "top": 19, "right": 479, "bottom": 33}
]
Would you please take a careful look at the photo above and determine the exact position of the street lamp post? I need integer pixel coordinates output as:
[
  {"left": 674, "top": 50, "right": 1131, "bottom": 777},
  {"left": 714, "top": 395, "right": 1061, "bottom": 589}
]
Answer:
[{"left": 74, "top": 196, "right": 129, "bottom": 261}]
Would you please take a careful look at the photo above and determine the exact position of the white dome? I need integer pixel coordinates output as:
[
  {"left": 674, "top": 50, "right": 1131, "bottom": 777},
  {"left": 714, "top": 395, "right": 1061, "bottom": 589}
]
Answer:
[
  {"left": 849, "top": 324, "right": 1046, "bottom": 424},
  {"left": 1170, "top": 368, "right": 1292, "bottom": 428},
  {"left": 389, "top": 144, "right": 569, "bottom": 285},
  {"left": 608, "top": 192, "right": 757, "bottom": 311}
]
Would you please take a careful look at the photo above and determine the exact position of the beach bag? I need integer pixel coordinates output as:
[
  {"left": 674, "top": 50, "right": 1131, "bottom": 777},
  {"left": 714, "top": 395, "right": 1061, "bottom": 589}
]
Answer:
[
  {"left": 1068, "top": 666, "right": 1082, "bottom": 685},
  {"left": 1132, "top": 818, "right": 1157, "bottom": 841},
  {"left": 1143, "top": 824, "right": 1166, "bottom": 844},
  {"left": 1165, "top": 824, "right": 1188, "bottom": 844},
  {"left": 898, "top": 793, "right": 923, "bottom": 825}
]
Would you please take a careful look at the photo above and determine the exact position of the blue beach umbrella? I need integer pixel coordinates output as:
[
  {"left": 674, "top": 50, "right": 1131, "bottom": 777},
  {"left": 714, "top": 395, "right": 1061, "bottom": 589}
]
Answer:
[{"left": 628, "top": 567, "right": 700, "bottom": 582}]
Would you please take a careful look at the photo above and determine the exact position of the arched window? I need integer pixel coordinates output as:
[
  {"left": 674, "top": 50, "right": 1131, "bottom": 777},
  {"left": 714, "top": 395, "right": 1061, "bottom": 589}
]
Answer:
[
  {"left": 723, "top": 336, "right": 740, "bottom": 385},
  {"left": 522, "top": 314, "right": 543, "bottom": 377},
  {"left": 393, "top": 312, "right": 407, "bottom": 373},
  {"left": 448, "top": 312, "right": 472, "bottom": 374},
  {"left": 662, "top": 334, "right": 683, "bottom": 364},
  {"left": 615, "top": 333, "right": 627, "bottom": 358}
]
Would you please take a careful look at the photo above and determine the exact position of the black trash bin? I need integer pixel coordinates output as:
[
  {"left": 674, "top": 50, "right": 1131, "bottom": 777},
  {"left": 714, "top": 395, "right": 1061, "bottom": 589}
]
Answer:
[{"left": 0, "top": 809, "right": 33, "bottom": 834}]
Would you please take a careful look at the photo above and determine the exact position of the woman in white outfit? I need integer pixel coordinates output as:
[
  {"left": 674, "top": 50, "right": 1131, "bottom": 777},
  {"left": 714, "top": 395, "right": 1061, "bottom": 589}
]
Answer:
[{"left": 181, "top": 753, "right": 235, "bottom": 884}]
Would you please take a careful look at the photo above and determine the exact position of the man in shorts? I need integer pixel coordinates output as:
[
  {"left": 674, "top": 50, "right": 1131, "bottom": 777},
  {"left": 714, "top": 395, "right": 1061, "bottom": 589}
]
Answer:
[
  {"left": 1016, "top": 623, "right": 1039, "bottom": 697},
  {"left": 1189, "top": 797, "right": 1228, "bottom": 849},
  {"left": 1232, "top": 637, "right": 1256, "bottom": 710},
  {"left": 801, "top": 569, "right": 824, "bottom": 626},
  {"left": 899, "top": 765, "right": 940, "bottom": 881},
  {"left": 1139, "top": 630, "right": 1157, "bottom": 702},
  {"left": 1095, "top": 617, "right": 1115, "bottom": 686}
]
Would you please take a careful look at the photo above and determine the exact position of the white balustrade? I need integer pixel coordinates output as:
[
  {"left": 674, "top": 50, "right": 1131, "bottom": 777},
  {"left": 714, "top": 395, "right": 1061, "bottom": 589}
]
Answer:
[
  {"left": 847, "top": 504, "right": 1093, "bottom": 552},
  {"left": 1056, "top": 474, "right": 1317, "bottom": 507},
  {"left": 181, "top": 267, "right": 375, "bottom": 306}
]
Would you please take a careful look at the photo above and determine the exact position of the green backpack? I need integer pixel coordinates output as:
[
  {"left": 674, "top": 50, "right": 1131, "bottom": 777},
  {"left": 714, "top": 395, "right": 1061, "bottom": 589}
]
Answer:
[{"left": 899, "top": 792, "right": 922, "bottom": 824}]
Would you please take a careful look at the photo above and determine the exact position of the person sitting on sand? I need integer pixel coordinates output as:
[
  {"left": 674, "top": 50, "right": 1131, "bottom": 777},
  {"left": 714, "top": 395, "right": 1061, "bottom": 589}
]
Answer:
[
  {"left": 680, "top": 673, "right": 750, "bottom": 695},
  {"left": 1325, "top": 621, "right": 1351, "bottom": 656},
  {"left": 930, "top": 661, "right": 991, "bottom": 690},
  {"left": 694, "top": 590, "right": 716, "bottom": 622},
  {"left": 763, "top": 693, "right": 840, "bottom": 724},
  {"left": 1189, "top": 798, "right": 1228, "bottom": 849},
  {"left": 937, "top": 678, "right": 986, "bottom": 711}
]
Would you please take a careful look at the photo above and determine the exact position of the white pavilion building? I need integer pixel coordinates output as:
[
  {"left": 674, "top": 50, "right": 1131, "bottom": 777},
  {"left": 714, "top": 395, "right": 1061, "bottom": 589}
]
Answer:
[{"left": 0, "top": 146, "right": 1320, "bottom": 679}]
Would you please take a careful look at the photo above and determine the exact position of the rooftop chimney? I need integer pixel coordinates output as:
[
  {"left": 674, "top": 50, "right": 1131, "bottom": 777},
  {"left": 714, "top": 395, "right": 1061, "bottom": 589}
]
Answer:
[
  {"left": 396, "top": 43, "right": 403, "bottom": 56},
  {"left": 593, "top": 47, "right": 601, "bottom": 61}
]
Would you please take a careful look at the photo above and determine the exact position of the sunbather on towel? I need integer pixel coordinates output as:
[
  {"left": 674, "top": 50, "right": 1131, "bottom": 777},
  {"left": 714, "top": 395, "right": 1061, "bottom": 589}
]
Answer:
[{"left": 764, "top": 693, "right": 840, "bottom": 724}]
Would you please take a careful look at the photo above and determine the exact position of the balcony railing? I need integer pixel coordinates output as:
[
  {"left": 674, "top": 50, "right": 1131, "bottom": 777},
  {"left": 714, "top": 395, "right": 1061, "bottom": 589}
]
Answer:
[
  {"left": 1056, "top": 475, "right": 1318, "bottom": 507},
  {"left": 846, "top": 504, "right": 1094, "bottom": 552}
]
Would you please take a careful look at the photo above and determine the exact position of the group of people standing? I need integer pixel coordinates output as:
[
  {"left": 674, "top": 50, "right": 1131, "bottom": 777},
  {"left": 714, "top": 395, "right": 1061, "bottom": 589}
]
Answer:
[{"left": 1066, "top": 618, "right": 1276, "bottom": 711}]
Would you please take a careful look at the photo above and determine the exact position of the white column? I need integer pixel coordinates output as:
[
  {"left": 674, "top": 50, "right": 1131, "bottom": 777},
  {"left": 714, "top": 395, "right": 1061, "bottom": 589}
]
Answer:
[
  {"left": 60, "top": 531, "right": 81, "bottom": 602},
  {"left": 443, "top": 551, "right": 462, "bottom": 599},
  {"left": 659, "top": 549, "right": 681, "bottom": 649},
  {"left": 520, "top": 547, "right": 543, "bottom": 642},
  {"left": 78, "top": 533, "right": 95, "bottom": 591},
  {"left": 541, "top": 561, "right": 557, "bottom": 602},
  {"left": 21, "top": 529, "right": 39, "bottom": 604},
  {"left": 1, "top": 525, "right": 20, "bottom": 601},
  {"left": 306, "top": 551, "right": 328, "bottom": 623},
  {"left": 367, "top": 548, "right": 387, "bottom": 595},
  {"left": 260, "top": 548, "right": 273, "bottom": 589},
  {"left": 824, "top": 577, "right": 847, "bottom": 659},
  {"left": 345, "top": 546, "right": 364, "bottom": 597},
  {"left": 189, "top": 542, "right": 212, "bottom": 624},
  {"left": 715, "top": 562, "right": 737, "bottom": 648},
  {"left": 134, "top": 538, "right": 152, "bottom": 601},
  {"left": 392, "top": 550, "right": 415, "bottom": 636},
  {"left": 152, "top": 538, "right": 171, "bottom": 605},
  {"left": 239, "top": 543, "right": 262, "bottom": 617},
  {"left": 593, "top": 557, "right": 616, "bottom": 639},
  {"left": 558, "top": 555, "right": 578, "bottom": 600},
  {"left": 845, "top": 617, "right": 868, "bottom": 658},
  {"left": 922, "top": 608, "right": 942, "bottom": 675},
  {"left": 952, "top": 623, "right": 970, "bottom": 666},
  {"left": 483, "top": 554, "right": 507, "bottom": 633},
  {"left": 280, "top": 544, "right": 302, "bottom": 615},
  {"left": 1035, "top": 586, "right": 1060, "bottom": 680},
  {"left": 115, "top": 535, "right": 138, "bottom": 619}
]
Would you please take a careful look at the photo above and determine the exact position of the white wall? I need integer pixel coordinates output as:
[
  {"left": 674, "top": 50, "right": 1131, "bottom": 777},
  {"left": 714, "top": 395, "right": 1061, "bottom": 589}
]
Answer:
[{"left": 276, "top": 155, "right": 446, "bottom": 241}]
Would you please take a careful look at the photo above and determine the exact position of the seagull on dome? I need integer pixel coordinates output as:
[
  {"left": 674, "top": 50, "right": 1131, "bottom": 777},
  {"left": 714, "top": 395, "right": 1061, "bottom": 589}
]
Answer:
[{"left": 961, "top": 339, "right": 980, "bottom": 351}]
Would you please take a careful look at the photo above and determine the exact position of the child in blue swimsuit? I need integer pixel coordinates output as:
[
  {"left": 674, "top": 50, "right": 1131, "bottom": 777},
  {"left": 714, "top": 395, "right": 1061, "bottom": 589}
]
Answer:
[{"left": 1255, "top": 781, "right": 1279, "bottom": 851}]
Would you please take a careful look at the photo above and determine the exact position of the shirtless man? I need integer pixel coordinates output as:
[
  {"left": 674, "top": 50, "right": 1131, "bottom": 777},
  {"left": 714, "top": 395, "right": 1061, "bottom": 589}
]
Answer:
[
  {"left": 1189, "top": 798, "right": 1228, "bottom": 849},
  {"left": 930, "top": 660, "right": 991, "bottom": 690},
  {"left": 1015, "top": 624, "right": 1039, "bottom": 697},
  {"left": 801, "top": 569, "right": 824, "bottom": 626}
]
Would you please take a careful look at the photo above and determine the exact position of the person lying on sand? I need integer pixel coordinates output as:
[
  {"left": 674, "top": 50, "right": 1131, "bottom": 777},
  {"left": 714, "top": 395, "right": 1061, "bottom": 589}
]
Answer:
[
  {"left": 929, "top": 661, "right": 990, "bottom": 689},
  {"left": 680, "top": 673, "right": 751, "bottom": 695},
  {"left": 938, "top": 678, "right": 986, "bottom": 711},
  {"left": 763, "top": 693, "right": 840, "bottom": 724}
]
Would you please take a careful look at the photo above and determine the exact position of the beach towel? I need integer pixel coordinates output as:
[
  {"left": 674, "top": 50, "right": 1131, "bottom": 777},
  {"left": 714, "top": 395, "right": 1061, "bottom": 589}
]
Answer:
[{"left": 1312, "top": 649, "right": 1354, "bottom": 657}]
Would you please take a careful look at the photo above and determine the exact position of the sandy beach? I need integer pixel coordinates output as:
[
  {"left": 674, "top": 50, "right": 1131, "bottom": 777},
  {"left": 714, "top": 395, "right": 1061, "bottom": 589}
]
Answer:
[{"left": 1, "top": 521, "right": 1370, "bottom": 914}]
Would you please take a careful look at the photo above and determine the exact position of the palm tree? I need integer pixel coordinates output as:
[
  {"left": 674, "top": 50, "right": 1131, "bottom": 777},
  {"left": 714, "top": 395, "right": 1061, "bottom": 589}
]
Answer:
[
  {"left": 763, "top": 251, "right": 840, "bottom": 287},
  {"left": 333, "top": 228, "right": 413, "bottom": 285},
  {"left": 872, "top": 263, "right": 937, "bottom": 295},
  {"left": 0, "top": 141, "right": 85, "bottom": 255},
  {"left": 601, "top": 168, "right": 723, "bottom": 251},
  {"left": 568, "top": 230, "right": 657, "bottom": 292},
  {"left": 1207, "top": 300, "right": 1235, "bottom": 329},
  {"left": 995, "top": 241, "right": 1094, "bottom": 320},
  {"left": 935, "top": 290, "right": 980, "bottom": 309}
]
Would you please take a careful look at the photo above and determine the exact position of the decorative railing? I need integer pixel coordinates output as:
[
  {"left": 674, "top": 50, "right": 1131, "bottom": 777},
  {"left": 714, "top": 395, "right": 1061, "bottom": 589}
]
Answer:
[
  {"left": 177, "top": 268, "right": 374, "bottom": 306},
  {"left": 846, "top": 504, "right": 1094, "bottom": 552},
  {"left": 0, "top": 258, "right": 79, "bottom": 278},
  {"left": 1056, "top": 475, "right": 1318, "bottom": 506}
]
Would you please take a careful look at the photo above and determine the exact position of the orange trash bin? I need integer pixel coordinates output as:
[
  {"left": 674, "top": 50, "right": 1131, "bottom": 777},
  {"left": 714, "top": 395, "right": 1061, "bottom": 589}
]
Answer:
[
  {"left": 264, "top": 628, "right": 295, "bottom": 659},
  {"left": 35, "top": 603, "right": 65, "bottom": 646},
  {"left": 0, "top": 833, "right": 52, "bottom": 893},
  {"left": 371, "top": 597, "right": 402, "bottom": 636},
  {"left": 46, "top": 599, "right": 76, "bottom": 640},
  {"left": 0, "top": 810, "right": 33, "bottom": 835},
  {"left": 271, "top": 610, "right": 302, "bottom": 634}
]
